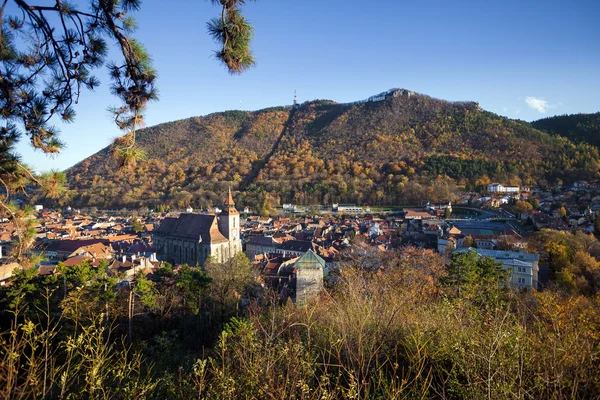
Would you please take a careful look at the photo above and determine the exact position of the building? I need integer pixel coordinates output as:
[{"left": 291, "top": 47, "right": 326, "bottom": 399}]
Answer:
[
  {"left": 0, "top": 262, "right": 21, "bottom": 285},
  {"left": 41, "top": 239, "right": 109, "bottom": 261},
  {"left": 276, "top": 240, "right": 321, "bottom": 257},
  {"left": 153, "top": 190, "right": 242, "bottom": 265},
  {"left": 404, "top": 208, "right": 435, "bottom": 220},
  {"left": 333, "top": 204, "right": 364, "bottom": 213},
  {"left": 294, "top": 249, "right": 325, "bottom": 305},
  {"left": 245, "top": 236, "right": 281, "bottom": 261},
  {"left": 487, "top": 183, "right": 520, "bottom": 193},
  {"left": 454, "top": 248, "right": 539, "bottom": 289}
]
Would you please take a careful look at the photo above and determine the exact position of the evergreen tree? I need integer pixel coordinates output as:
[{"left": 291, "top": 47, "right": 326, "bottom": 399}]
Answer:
[{"left": 0, "top": 0, "right": 257, "bottom": 260}]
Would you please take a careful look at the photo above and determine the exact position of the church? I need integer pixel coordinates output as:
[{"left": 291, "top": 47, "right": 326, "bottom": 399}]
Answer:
[{"left": 153, "top": 190, "right": 242, "bottom": 266}]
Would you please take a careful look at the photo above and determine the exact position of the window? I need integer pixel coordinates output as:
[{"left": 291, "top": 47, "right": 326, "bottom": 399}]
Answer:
[{"left": 518, "top": 277, "right": 526, "bottom": 284}]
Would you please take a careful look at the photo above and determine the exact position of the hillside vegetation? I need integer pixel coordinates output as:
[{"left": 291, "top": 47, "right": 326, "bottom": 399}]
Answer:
[
  {"left": 64, "top": 90, "right": 600, "bottom": 209},
  {"left": 532, "top": 112, "right": 600, "bottom": 148},
  {"left": 2, "top": 249, "right": 600, "bottom": 398}
]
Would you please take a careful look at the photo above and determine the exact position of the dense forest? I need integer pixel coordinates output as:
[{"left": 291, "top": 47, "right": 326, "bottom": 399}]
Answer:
[
  {"left": 62, "top": 90, "right": 600, "bottom": 211},
  {"left": 532, "top": 112, "right": 600, "bottom": 148},
  {"left": 2, "top": 247, "right": 600, "bottom": 399}
]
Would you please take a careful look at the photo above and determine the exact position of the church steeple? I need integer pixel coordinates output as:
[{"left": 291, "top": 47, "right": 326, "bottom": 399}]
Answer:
[
  {"left": 224, "top": 186, "right": 235, "bottom": 210},
  {"left": 218, "top": 187, "right": 240, "bottom": 246},
  {"left": 221, "top": 187, "right": 238, "bottom": 217}
]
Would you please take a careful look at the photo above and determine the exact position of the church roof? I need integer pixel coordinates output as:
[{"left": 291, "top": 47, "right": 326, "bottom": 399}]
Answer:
[{"left": 155, "top": 214, "right": 228, "bottom": 244}]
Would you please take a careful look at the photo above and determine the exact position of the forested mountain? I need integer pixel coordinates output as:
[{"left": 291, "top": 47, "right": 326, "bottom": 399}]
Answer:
[
  {"left": 64, "top": 89, "right": 600, "bottom": 210},
  {"left": 532, "top": 112, "right": 600, "bottom": 148}
]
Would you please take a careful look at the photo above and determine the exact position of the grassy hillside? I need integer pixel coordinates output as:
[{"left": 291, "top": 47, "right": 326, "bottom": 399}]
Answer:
[{"left": 64, "top": 90, "right": 600, "bottom": 209}]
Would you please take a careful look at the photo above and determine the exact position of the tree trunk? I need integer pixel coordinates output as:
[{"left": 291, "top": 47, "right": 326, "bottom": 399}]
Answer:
[{"left": 128, "top": 286, "right": 134, "bottom": 345}]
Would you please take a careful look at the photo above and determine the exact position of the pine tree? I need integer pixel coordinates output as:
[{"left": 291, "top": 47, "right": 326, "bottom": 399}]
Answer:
[{"left": 0, "top": 0, "right": 257, "bottom": 260}]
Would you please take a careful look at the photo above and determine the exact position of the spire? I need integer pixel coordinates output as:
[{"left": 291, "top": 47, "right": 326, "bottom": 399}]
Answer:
[{"left": 225, "top": 186, "right": 235, "bottom": 207}]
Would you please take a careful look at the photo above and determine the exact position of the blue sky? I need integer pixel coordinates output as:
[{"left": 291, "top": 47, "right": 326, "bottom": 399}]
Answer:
[{"left": 13, "top": 0, "right": 600, "bottom": 172}]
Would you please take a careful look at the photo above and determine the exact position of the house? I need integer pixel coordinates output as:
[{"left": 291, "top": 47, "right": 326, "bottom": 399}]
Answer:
[
  {"left": 404, "top": 209, "right": 434, "bottom": 220},
  {"left": 107, "top": 254, "right": 157, "bottom": 279},
  {"left": 367, "top": 223, "right": 383, "bottom": 237},
  {"left": 41, "top": 239, "right": 109, "bottom": 260},
  {"left": 276, "top": 240, "right": 321, "bottom": 257},
  {"left": 0, "top": 262, "right": 21, "bottom": 285},
  {"left": 437, "top": 237, "right": 457, "bottom": 255},
  {"left": 67, "top": 242, "right": 113, "bottom": 259},
  {"left": 153, "top": 190, "right": 242, "bottom": 265},
  {"left": 573, "top": 181, "right": 589, "bottom": 190},
  {"left": 245, "top": 236, "right": 281, "bottom": 261},
  {"left": 424, "top": 224, "right": 443, "bottom": 237}
]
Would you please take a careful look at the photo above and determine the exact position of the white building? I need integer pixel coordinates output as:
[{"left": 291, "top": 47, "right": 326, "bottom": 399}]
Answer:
[
  {"left": 332, "top": 204, "right": 363, "bottom": 213},
  {"left": 487, "top": 183, "right": 520, "bottom": 193}
]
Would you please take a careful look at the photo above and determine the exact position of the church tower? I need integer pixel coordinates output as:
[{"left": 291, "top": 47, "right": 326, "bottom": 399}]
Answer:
[{"left": 218, "top": 187, "right": 242, "bottom": 258}]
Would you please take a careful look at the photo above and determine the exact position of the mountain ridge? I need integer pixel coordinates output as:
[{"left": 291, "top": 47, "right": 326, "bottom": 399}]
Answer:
[
  {"left": 62, "top": 89, "right": 600, "bottom": 211},
  {"left": 532, "top": 112, "right": 600, "bottom": 148}
]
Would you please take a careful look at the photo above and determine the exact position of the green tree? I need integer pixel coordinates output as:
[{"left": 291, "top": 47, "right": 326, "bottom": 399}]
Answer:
[
  {"left": 528, "top": 198, "right": 540, "bottom": 209},
  {"left": 127, "top": 274, "right": 158, "bottom": 343},
  {"left": 443, "top": 207, "right": 451, "bottom": 219},
  {"left": 1, "top": 0, "right": 255, "bottom": 168},
  {"left": 131, "top": 218, "right": 144, "bottom": 233},
  {"left": 594, "top": 214, "right": 600, "bottom": 234},
  {"left": 176, "top": 265, "right": 211, "bottom": 313},
  {"left": 1, "top": 266, "right": 43, "bottom": 313},
  {"left": 205, "top": 253, "right": 256, "bottom": 323},
  {"left": 0, "top": 0, "right": 258, "bottom": 257},
  {"left": 444, "top": 250, "right": 508, "bottom": 300}
]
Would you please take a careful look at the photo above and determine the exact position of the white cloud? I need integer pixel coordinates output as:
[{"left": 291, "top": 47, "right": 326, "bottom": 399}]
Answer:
[{"left": 525, "top": 96, "right": 555, "bottom": 113}]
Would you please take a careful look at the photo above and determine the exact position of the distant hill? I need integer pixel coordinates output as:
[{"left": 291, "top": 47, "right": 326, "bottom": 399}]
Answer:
[
  {"left": 532, "top": 112, "right": 600, "bottom": 148},
  {"left": 64, "top": 89, "right": 600, "bottom": 210}
]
